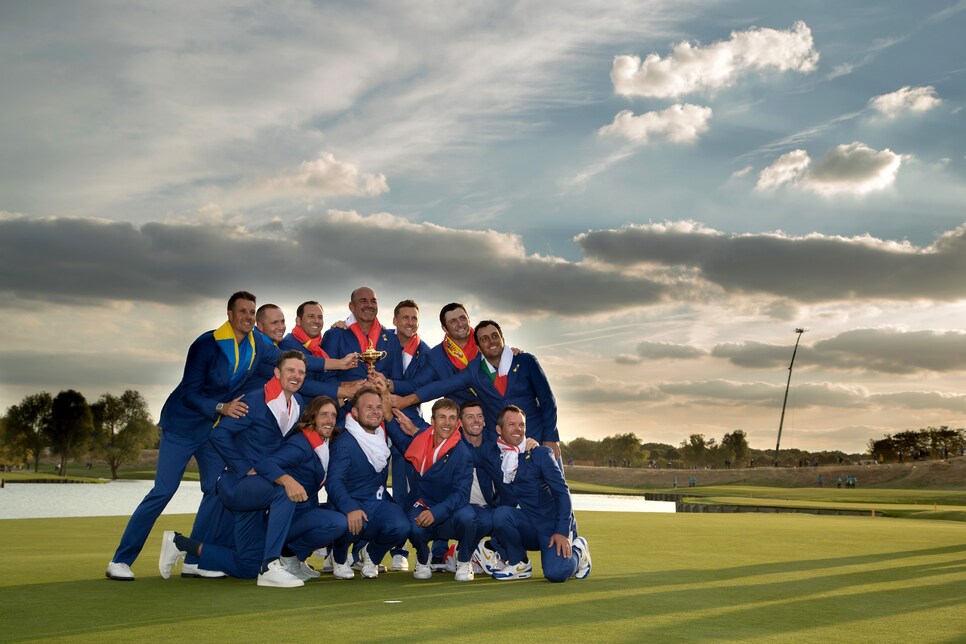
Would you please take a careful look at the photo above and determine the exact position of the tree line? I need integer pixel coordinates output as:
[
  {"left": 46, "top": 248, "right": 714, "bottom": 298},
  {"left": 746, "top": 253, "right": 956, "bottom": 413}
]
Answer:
[
  {"left": 1, "top": 390, "right": 158, "bottom": 479},
  {"left": 867, "top": 426, "right": 965, "bottom": 463}
]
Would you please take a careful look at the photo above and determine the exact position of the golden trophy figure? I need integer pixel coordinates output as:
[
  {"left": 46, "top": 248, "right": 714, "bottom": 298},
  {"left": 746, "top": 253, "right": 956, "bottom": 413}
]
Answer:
[{"left": 358, "top": 339, "right": 387, "bottom": 375}]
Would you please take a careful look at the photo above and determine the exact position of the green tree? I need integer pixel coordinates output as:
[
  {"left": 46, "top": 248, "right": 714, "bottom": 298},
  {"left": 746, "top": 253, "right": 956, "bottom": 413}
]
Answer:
[
  {"left": 680, "top": 434, "right": 711, "bottom": 466},
  {"left": 868, "top": 435, "right": 897, "bottom": 462},
  {"left": 45, "top": 390, "right": 93, "bottom": 476},
  {"left": 4, "top": 392, "right": 53, "bottom": 472},
  {"left": 91, "top": 390, "right": 158, "bottom": 479},
  {"left": 721, "top": 429, "right": 750, "bottom": 467},
  {"left": 600, "top": 433, "right": 645, "bottom": 467}
]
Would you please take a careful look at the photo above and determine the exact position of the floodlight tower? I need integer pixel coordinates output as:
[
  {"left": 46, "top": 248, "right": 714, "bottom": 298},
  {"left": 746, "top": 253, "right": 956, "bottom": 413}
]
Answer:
[{"left": 774, "top": 328, "right": 806, "bottom": 465}]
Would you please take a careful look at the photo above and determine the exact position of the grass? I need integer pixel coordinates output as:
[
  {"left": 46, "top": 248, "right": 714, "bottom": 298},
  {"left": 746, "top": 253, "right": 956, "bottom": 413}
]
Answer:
[{"left": 1, "top": 512, "right": 964, "bottom": 642}]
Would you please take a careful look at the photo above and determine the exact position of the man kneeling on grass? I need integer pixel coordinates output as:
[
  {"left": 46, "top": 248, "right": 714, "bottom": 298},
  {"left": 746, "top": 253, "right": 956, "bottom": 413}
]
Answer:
[{"left": 486, "top": 405, "right": 591, "bottom": 582}]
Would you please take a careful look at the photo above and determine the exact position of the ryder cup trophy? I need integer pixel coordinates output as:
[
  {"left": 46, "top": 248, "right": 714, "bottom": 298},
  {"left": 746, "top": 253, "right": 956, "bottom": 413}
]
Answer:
[{"left": 359, "top": 339, "right": 387, "bottom": 374}]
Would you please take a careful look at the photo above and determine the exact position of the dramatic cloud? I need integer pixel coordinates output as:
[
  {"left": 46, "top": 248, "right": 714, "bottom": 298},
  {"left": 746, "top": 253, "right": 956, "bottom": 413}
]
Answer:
[
  {"left": 756, "top": 142, "right": 904, "bottom": 196},
  {"left": 0, "top": 211, "right": 665, "bottom": 316},
  {"left": 713, "top": 329, "right": 966, "bottom": 374},
  {"left": 258, "top": 152, "right": 388, "bottom": 197},
  {"left": 556, "top": 373, "right": 667, "bottom": 403},
  {"left": 598, "top": 104, "right": 712, "bottom": 144},
  {"left": 869, "top": 85, "right": 942, "bottom": 119},
  {"left": 658, "top": 379, "right": 868, "bottom": 409},
  {"left": 0, "top": 350, "right": 178, "bottom": 390},
  {"left": 611, "top": 21, "right": 818, "bottom": 98},
  {"left": 618, "top": 341, "right": 707, "bottom": 364},
  {"left": 576, "top": 220, "right": 966, "bottom": 303}
]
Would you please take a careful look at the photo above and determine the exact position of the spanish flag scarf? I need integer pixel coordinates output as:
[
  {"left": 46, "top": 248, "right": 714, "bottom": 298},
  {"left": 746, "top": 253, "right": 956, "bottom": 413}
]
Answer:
[
  {"left": 213, "top": 320, "right": 256, "bottom": 390},
  {"left": 292, "top": 325, "right": 329, "bottom": 358},
  {"left": 481, "top": 345, "right": 513, "bottom": 396},
  {"left": 405, "top": 425, "right": 462, "bottom": 476},
  {"left": 401, "top": 333, "right": 420, "bottom": 372},
  {"left": 346, "top": 313, "right": 383, "bottom": 353},
  {"left": 443, "top": 331, "right": 477, "bottom": 371},
  {"left": 265, "top": 377, "right": 301, "bottom": 437},
  {"left": 302, "top": 429, "right": 330, "bottom": 485}
]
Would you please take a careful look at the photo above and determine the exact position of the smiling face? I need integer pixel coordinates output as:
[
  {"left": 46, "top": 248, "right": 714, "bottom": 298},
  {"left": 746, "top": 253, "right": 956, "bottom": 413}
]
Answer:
[
  {"left": 314, "top": 402, "right": 338, "bottom": 439},
  {"left": 431, "top": 403, "right": 460, "bottom": 443},
  {"left": 459, "top": 404, "right": 485, "bottom": 439},
  {"left": 275, "top": 357, "right": 306, "bottom": 397},
  {"left": 442, "top": 307, "right": 471, "bottom": 342},
  {"left": 393, "top": 305, "right": 419, "bottom": 343},
  {"left": 257, "top": 306, "right": 286, "bottom": 342},
  {"left": 227, "top": 297, "right": 257, "bottom": 340},
  {"left": 352, "top": 390, "right": 384, "bottom": 432},
  {"left": 297, "top": 303, "right": 324, "bottom": 339},
  {"left": 497, "top": 410, "right": 526, "bottom": 447},
  {"left": 476, "top": 323, "right": 505, "bottom": 362},
  {"left": 349, "top": 287, "right": 378, "bottom": 325}
]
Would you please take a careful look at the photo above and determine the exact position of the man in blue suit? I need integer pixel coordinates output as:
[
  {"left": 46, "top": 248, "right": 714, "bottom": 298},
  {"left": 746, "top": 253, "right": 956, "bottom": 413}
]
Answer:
[
  {"left": 486, "top": 405, "right": 591, "bottom": 583},
  {"left": 325, "top": 386, "right": 409, "bottom": 579},
  {"left": 386, "top": 398, "right": 475, "bottom": 582},
  {"left": 395, "top": 319, "right": 560, "bottom": 457}
]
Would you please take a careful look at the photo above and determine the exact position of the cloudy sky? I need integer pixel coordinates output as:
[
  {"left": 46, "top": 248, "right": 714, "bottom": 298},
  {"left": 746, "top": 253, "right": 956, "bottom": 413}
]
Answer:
[{"left": 2, "top": 0, "right": 965, "bottom": 453}]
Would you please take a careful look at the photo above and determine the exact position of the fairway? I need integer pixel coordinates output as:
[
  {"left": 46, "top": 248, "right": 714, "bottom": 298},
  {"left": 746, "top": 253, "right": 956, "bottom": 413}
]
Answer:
[{"left": 1, "top": 512, "right": 964, "bottom": 642}]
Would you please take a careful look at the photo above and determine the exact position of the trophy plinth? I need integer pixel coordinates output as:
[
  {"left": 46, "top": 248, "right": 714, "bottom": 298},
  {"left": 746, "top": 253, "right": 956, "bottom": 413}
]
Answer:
[{"left": 359, "top": 340, "right": 387, "bottom": 374}]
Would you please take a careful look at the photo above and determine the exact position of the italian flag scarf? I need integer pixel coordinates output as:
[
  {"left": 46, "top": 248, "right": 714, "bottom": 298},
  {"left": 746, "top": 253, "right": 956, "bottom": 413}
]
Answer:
[
  {"left": 264, "top": 377, "right": 300, "bottom": 437},
  {"left": 404, "top": 425, "right": 462, "bottom": 476},
  {"left": 302, "top": 429, "right": 330, "bottom": 485},
  {"left": 443, "top": 331, "right": 477, "bottom": 371},
  {"left": 292, "top": 325, "right": 329, "bottom": 358},
  {"left": 497, "top": 437, "right": 524, "bottom": 484},
  {"left": 481, "top": 345, "right": 513, "bottom": 396},
  {"left": 346, "top": 313, "right": 383, "bottom": 353},
  {"left": 213, "top": 320, "right": 256, "bottom": 389},
  {"left": 401, "top": 333, "right": 420, "bottom": 372}
]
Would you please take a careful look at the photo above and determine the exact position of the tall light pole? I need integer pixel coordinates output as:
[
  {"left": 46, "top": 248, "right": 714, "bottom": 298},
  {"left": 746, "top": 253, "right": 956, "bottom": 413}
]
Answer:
[{"left": 775, "top": 328, "right": 806, "bottom": 465}]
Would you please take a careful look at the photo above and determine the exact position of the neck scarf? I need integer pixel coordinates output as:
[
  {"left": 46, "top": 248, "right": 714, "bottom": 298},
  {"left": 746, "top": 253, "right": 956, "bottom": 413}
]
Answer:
[
  {"left": 301, "top": 429, "right": 330, "bottom": 485},
  {"left": 400, "top": 333, "right": 420, "bottom": 372},
  {"left": 344, "top": 413, "right": 390, "bottom": 472},
  {"left": 292, "top": 325, "right": 329, "bottom": 358},
  {"left": 443, "top": 331, "right": 477, "bottom": 371},
  {"left": 481, "top": 344, "right": 513, "bottom": 396},
  {"left": 497, "top": 437, "right": 524, "bottom": 484},
  {"left": 264, "top": 377, "right": 300, "bottom": 437},
  {"left": 213, "top": 320, "right": 256, "bottom": 389},
  {"left": 346, "top": 313, "right": 383, "bottom": 353},
  {"left": 405, "top": 425, "right": 461, "bottom": 476}
]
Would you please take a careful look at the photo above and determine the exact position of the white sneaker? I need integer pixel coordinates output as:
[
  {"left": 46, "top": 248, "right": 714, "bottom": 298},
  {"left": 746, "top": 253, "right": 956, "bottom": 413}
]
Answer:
[
  {"left": 390, "top": 554, "right": 409, "bottom": 571},
  {"left": 105, "top": 561, "right": 135, "bottom": 581},
  {"left": 492, "top": 559, "right": 533, "bottom": 581},
  {"left": 257, "top": 559, "right": 304, "bottom": 588},
  {"left": 413, "top": 559, "right": 432, "bottom": 580},
  {"left": 443, "top": 543, "right": 458, "bottom": 573},
  {"left": 455, "top": 560, "right": 475, "bottom": 582},
  {"left": 332, "top": 561, "right": 355, "bottom": 580},
  {"left": 280, "top": 555, "right": 318, "bottom": 581},
  {"left": 358, "top": 545, "right": 379, "bottom": 579},
  {"left": 572, "top": 536, "right": 592, "bottom": 579},
  {"left": 180, "top": 563, "right": 227, "bottom": 579},
  {"left": 321, "top": 551, "right": 334, "bottom": 573},
  {"left": 472, "top": 539, "right": 503, "bottom": 575},
  {"left": 158, "top": 531, "right": 185, "bottom": 579}
]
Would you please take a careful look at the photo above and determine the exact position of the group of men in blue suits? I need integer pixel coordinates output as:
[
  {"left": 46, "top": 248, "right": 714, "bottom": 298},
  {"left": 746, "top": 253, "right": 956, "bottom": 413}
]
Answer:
[{"left": 106, "top": 287, "right": 591, "bottom": 586}]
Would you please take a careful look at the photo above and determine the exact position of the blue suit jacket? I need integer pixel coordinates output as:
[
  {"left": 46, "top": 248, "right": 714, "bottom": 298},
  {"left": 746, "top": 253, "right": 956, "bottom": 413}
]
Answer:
[
  {"left": 480, "top": 445, "right": 574, "bottom": 536},
  {"left": 387, "top": 425, "right": 473, "bottom": 523},
  {"left": 325, "top": 426, "right": 393, "bottom": 515},
  {"left": 391, "top": 337, "right": 433, "bottom": 426},
  {"left": 414, "top": 353, "right": 559, "bottom": 443},
  {"left": 464, "top": 436, "right": 501, "bottom": 508},
  {"left": 255, "top": 432, "right": 328, "bottom": 506},
  {"left": 277, "top": 332, "right": 341, "bottom": 400},
  {"left": 210, "top": 392, "right": 304, "bottom": 477},
  {"left": 320, "top": 324, "right": 403, "bottom": 383}
]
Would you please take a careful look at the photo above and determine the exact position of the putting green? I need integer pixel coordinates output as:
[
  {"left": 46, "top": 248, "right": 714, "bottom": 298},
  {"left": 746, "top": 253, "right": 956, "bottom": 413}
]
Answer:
[{"left": 1, "top": 511, "right": 964, "bottom": 642}]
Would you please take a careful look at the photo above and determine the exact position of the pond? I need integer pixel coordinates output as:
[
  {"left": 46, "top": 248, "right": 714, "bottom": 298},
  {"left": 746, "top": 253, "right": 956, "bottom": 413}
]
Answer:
[{"left": 0, "top": 481, "right": 674, "bottom": 519}]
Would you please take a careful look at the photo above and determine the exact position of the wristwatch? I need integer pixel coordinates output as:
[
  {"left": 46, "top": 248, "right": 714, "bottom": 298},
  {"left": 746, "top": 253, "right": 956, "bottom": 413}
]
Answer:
[{"left": 216, "top": 402, "right": 225, "bottom": 413}]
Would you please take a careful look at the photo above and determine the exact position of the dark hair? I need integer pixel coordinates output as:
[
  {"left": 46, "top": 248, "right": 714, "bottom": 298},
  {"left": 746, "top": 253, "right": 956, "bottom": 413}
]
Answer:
[
  {"left": 473, "top": 320, "right": 503, "bottom": 346},
  {"left": 431, "top": 398, "right": 458, "bottom": 417},
  {"left": 459, "top": 399, "right": 484, "bottom": 417},
  {"left": 352, "top": 385, "right": 381, "bottom": 409},
  {"left": 394, "top": 299, "right": 419, "bottom": 318},
  {"left": 298, "top": 396, "right": 341, "bottom": 439},
  {"left": 276, "top": 349, "right": 306, "bottom": 369},
  {"left": 439, "top": 302, "right": 467, "bottom": 327},
  {"left": 296, "top": 300, "right": 321, "bottom": 319},
  {"left": 496, "top": 404, "right": 525, "bottom": 427},
  {"left": 256, "top": 303, "right": 281, "bottom": 324},
  {"left": 228, "top": 291, "right": 256, "bottom": 310}
]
